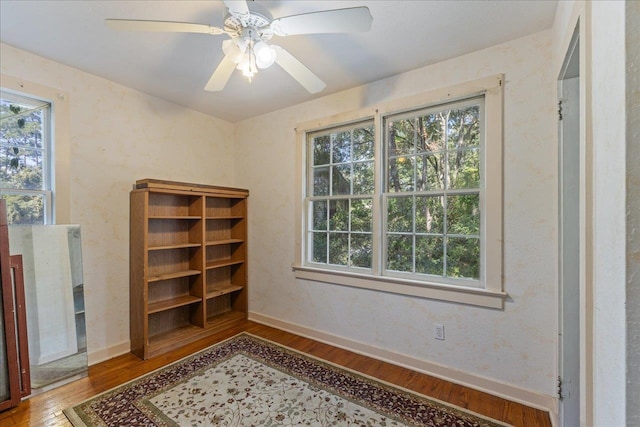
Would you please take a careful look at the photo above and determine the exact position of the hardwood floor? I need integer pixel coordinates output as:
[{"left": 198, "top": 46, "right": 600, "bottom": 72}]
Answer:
[{"left": 0, "top": 321, "right": 552, "bottom": 426}]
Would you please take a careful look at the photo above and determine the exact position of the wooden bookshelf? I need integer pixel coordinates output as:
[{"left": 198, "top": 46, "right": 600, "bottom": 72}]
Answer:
[{"left": 130, "top": 179, "right": 248, "bottom": 359}]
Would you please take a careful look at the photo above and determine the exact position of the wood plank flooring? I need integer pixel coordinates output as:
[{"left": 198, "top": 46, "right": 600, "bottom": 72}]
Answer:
[{"left": 0, "top": 321, "right": 552, "bottom": 426}]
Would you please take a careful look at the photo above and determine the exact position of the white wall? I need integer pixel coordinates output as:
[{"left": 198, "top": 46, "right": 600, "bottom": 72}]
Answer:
[
  {"left": 589, "top": 1, "right": 627, "bottom": 425},
  {"left": 626, "top": 2, "right": 640, "bottom": 424},
  {"left": 0, "top": 42, "right": 237, "bottom": 364},
  {"left": 235, "top": 30, "right": 557, "bottom": 407}
]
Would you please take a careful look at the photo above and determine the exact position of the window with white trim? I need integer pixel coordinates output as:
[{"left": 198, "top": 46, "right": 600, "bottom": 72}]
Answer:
[
  {"left": 0, "top": 91, "right": 53, "bottom": 224},
  {"left": 295, "top": 76, "right": 504, "bottom": 308}
]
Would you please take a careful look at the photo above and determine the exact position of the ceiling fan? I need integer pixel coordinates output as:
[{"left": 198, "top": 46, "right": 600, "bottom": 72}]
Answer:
[{"left": 106, "top": 0, "right": 373, "bottom": 94}]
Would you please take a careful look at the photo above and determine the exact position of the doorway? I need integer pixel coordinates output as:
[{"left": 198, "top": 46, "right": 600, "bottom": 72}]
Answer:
[{"left": 558, "top": 24, "right": 580, "bottom": 427}]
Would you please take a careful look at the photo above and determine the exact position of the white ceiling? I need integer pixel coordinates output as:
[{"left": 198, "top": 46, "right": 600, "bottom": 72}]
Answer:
[{"left": 0, "top": 1, "right": 557, "bottom": 122}]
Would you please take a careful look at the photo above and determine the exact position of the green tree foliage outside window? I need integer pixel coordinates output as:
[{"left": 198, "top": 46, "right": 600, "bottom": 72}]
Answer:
[
  {"left": 386, "top": 99, "right": 482, "bottom": 280},
  {"left": 306, "top": 96, "right": 484, "bottom": 286},
  {"left": 0, "top": 94, "right": 50, "bottom": 225},
  {"left": 309, "top": 123, "right": 374, "bottom": 270}
]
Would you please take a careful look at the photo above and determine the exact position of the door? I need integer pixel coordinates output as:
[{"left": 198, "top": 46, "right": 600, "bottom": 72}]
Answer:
[{"left": 558, "top": 27, "right": 580, "bottom": 427}]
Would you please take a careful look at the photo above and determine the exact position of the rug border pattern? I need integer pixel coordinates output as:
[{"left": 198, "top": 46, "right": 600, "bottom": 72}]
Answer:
[{"left": 63, "top": 332, "right": 511, "bottom": 427}]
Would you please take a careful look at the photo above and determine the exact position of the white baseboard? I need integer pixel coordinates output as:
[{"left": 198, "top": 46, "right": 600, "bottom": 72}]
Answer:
[
  {"left": 87, "top": 340, "right": 131, "bottom": 366},
  {"left": 249, "top": 311, "right": 557, "bottom": 418}
]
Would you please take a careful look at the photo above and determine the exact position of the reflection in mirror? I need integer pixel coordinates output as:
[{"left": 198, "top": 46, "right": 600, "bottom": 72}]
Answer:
[{"left": 8, "top": 224, "right": 87, "bottom": 392}]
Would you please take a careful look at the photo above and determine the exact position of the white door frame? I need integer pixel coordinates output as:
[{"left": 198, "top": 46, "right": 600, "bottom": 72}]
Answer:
[{"left": 558, "top": 23, "right": 581, "bottom": 427}]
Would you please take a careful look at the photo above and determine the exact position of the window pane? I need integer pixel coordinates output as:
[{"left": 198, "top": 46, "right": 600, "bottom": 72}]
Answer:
[
  {"left": 328, "top": 232, "right": 349, "bottom": 265},
  {"left": 1, "top": 98, "right": 46, "bottom": 192},
  {"left": 387, "top": 196, "right": 412, "bottom": 232},
  {"left": 311, "top": 232, "right": 327, "bottom": 263},
  {"left": 311, "top": 200, "right": 327, "bottom": 230},
  {"left": 416, "top": 113, "right": 445, "bottom": 153},
  {"left": 353, "top": 126, "right": 374, "bottom": 161},
  {"left": 329, "top": 200, "right": 349, "bottom": 231},
  {"left": 446, "top": 237, "right": 480, "bottom": 279},
  {"left": 447, "top": 194, "right": 480, "bottom": 235},
  {"left": 415, "top": 236, "right": 444, "bottom": 276},
  {"left": 447, "top": 105, "right": 480, "bottom": 150},
  {"left": 313, "top": 135, "right": 330, "bottom": 165},
  {"left": 387, "top": 234, "right": 413, "bottom": 272},
  {"left": 415, "top": 196, "right": 444, "bottom": 234},
  {"left": 416, "top": 153, "right": 444, "bottom": 191},
  {"left": 313, "top": 166, "right": 329, "bottom": 196},
  {"left": 0, "top": 147, "right": 44, "bottom": 190},
  {"left": 331, "top": 164, "right": 351, "bottom": 195},
  {"left": 350, "top": 233, "right": 372, "bottom": 268},
  {"left": 448, "top": 148, "right": 480, "bottom": 189},
  {"left": 388, "top": 156, "right": 414, "bottom": 192},
  {"left": 1, "top": 194, "right": 45, "bottom": 225},
  {"left": 353, "top": 161, "right": 374, "bottom": 195},
  {"left": 0, "top": 100, "right": 45, "bottom": 149},
  {"left": 1, "top": 95, "right": 51, "bottom": 225},
  {"left": 332, "top": 131, "right": 351, "bottom": 164},
  {"left": 351, "top": 199, "right": 372, "bottom": 232},
  {"left": 387, "top": 119, "right": 414, "bottom": 156}
]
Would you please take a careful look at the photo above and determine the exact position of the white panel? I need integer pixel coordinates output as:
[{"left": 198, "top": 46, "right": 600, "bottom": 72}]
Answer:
[{"left": 590, "top": 1, "right": 627, "bottom": 425}]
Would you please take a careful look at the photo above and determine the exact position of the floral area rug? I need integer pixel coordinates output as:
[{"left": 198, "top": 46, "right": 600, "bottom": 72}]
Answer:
[{"left": 64, "top": 333, "right": 510, "bottom": 426}]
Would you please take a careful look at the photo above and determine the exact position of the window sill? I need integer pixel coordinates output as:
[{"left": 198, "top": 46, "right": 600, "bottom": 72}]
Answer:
[{"left": 292, "top": 265, "right": 506, "bottom": 309}]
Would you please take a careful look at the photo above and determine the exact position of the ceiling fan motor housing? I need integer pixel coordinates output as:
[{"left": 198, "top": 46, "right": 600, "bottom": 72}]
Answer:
[{"left": 224, "top": 11, "right": 273, "bottom": 42}]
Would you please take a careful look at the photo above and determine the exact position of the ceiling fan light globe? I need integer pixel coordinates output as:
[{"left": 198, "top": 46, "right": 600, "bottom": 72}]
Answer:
[
  {"left": 222, "top": 39, "right": 244, "bottom": 64},
  {"left": 242, "top": 68, "right": 255, "bottom": 79},
  {"left": 254, "top": 41, "right": 276, "bottom": 69},
  {"left": 237, "top": 55, "right": 250, "bottom": 71}
]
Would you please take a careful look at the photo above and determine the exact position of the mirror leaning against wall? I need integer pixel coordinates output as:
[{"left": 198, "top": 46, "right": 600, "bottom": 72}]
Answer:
[{"left": 8, "top": 224, "right": 88, "bottom": 393}]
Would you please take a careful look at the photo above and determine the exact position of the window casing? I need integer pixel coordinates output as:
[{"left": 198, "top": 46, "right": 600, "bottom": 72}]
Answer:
[
  {"left": 0, "top": 91, "right": 53, "bottom": 225},
  {"left": 295, "top": 75, "right": 505, "bottom": 308}
]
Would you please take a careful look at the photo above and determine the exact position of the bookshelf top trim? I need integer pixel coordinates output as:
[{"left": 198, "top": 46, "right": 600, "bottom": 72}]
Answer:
[{"left": 134, "top": 179, "right": 249, "bottom": 198}]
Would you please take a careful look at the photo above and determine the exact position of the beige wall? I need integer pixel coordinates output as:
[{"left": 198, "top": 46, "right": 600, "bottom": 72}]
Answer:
[
  {"left": 0, "top": 42, "right": 236, "bottom": 363},
  {"left": 235, "top": 30, "right": 558, "bottom": 409}
]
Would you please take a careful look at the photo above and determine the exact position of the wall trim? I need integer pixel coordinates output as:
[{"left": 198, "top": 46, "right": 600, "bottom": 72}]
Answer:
[
  {"left": 249, "top": 311, "right": 557, "bottom": 417},
  {"left": 87, "top": 340, "right": 130, "bottom": 366}
]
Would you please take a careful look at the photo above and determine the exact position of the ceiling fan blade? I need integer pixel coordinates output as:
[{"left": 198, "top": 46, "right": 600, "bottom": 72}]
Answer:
[
  {"left": 271, "top": 7, "right": 372, "bottom": 37},
  {"left": 204, "top": 55, "right": 236, "bottom": 92},
  {"left": 224, "top": 0, "right": 249, "bottom": 16},
  {"left": 272, "top": 46, "right": 326, "bottom": 94},
  {"left": 105, "top": 19, "right": 224, "bottom": 35}
]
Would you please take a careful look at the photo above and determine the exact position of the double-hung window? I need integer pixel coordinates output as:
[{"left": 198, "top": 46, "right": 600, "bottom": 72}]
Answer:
[
  {"left": 0, "top": 91, "right": 52, "bottom": 225},
  {"left": 296, "top": 76, "right": 504, "bottom": 308}
]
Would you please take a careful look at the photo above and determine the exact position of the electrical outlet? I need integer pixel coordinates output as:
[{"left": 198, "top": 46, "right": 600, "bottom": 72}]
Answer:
[{"left": 434, "top": 323, "right": 445, "bottom": 340}]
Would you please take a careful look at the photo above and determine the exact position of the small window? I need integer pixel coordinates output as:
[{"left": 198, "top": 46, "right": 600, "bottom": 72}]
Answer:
[{"left": 0, "top": 91, "right": 52, "bottom": 224}]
